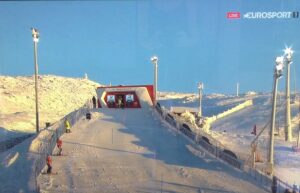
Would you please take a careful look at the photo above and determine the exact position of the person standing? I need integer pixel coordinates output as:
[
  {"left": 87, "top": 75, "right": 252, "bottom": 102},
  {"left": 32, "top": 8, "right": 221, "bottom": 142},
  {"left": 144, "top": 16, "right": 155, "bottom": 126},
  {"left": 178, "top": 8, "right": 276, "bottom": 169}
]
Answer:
[
  {"left": 92, "top": 96, "right": 96, "bottom": 109},
  {"left": 56, "top": 138, "right": 63, "bottom": 156},
  {"left": 46, "top": 155, "right": 52, "bottom": 174},
  {"left": 117, "top": 96, "right": 123, "bottom": 108},
  {"left": 65, "top": 119, "right": 71, "bottom": 133}
]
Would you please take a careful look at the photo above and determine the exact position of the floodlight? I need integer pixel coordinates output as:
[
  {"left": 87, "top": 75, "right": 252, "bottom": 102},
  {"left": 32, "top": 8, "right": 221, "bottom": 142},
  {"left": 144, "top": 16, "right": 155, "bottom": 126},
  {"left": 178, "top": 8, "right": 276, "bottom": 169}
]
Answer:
[
  {"left": 284, "top": 47, "right": 294, "bottom": 56},
  {"left": 275, "top": 56, "right": 284, "bottom": 78},
  {"left": 275, "top": 56, "right": 284, "bottom": 65},
  {"left": 284, "top": 47, "right": 293, "bottom": 62},
  {"left": 198, "top": 82, "right": 204, "bottom": 89},
  {"left": 31, "top": 28, "right": 39, "bottom": 42},
  {"left": 151, "top": 56, "right": 158, "bottom": 64}
]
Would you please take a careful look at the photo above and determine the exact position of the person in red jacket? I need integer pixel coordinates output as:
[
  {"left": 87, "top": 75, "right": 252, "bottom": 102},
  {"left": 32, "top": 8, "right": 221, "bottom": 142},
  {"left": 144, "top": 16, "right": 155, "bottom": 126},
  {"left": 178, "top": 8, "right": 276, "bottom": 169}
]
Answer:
[
  {"left": 46, "top": 155, "right": 52, "bottom": 174},
  {"left": 57, "top": 138, "right": 63, "bottom": 156}
]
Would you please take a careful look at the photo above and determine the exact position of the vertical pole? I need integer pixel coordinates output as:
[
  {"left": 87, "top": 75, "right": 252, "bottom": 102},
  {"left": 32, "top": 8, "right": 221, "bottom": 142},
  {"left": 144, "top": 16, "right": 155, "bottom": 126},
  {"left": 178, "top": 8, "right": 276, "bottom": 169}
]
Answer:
[
  {"left": 198, "top": 83, "right": 203, "bottom": 117},
  {"left": 268, "top": 72, "right": 279, "bottom": 175},
  {"left": 285, "top": 60, "right": 292, "bottom": 141},
  {"left": 237, "top": 82, "right": 239, "bottom": 97},
  {"left": 161, "top": 172, "right": 163, "bottom": 193},
  {"left": 199, "top": 84, "right": 202, "bottom": 117},
  {"left": 297, "top": 97, "right": 300, "bottom": 148},
  {"left": 34, "top": 40, "right": 39, "bottom": 133},
  {"left": 155, "top": 61, "right": 158, "bottom": 106},
  {"left": 298, "top": 129, "right": 300, "bottom": 149},
  {"left": 293, "top": 65, "right": 297, "bottom": 103}
]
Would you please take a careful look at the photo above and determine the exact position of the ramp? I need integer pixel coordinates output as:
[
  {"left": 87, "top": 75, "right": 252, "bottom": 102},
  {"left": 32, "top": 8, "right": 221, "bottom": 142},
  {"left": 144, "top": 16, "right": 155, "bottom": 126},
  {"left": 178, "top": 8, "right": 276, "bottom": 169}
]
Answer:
[{"left": 38, "top": 109, "right": 268, "bottom": 193}]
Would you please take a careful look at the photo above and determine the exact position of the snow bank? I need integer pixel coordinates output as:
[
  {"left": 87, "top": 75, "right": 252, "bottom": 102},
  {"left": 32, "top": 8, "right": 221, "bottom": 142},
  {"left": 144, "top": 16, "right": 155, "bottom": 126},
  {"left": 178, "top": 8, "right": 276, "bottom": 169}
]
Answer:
[
  {"left": 180, "top": 111, "right": 196, "bottom": 125},
  {"left": 159, "top": 92, "right": 195, "bottom": 100},
  {"left": 207, "top": 100, "right": 253, "bottom": 124}
]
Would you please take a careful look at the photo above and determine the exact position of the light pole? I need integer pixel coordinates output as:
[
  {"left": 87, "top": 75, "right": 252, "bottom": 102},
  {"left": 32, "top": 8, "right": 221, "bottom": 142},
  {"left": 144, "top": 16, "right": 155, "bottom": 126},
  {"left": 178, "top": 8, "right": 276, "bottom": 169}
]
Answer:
[
  {"left": 32, "top": 28, "right": 40, "bottom": 133},
  {"left": 267, "top": 56, "right": 284, "bottom": 175},
  {"left": 151, "top": 56, "right": 158, "bottom": 106},
  {"left": 237, "top": 82, "right": 239, "bottom": 97},
  {"left": 198, "top": 82, "right": 204, "bottom": 117},
  {"left": 284, "top": 47, "right": 293, "bottom": 141}
]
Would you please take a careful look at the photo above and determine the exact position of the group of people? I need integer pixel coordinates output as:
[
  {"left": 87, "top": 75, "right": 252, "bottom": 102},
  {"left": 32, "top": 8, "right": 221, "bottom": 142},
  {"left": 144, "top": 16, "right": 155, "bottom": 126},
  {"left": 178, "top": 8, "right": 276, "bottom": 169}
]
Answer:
[{"left": 46, "top": 119, "right": 71, "bottom": 174}]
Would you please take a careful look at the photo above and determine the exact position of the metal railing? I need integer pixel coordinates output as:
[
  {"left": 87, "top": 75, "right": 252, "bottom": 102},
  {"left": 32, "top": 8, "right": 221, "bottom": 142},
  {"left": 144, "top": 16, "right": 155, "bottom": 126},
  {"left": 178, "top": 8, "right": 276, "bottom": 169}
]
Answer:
[
  {"left": 33, "top": 106, "right": 90, "bottom": 192},
  {"left": 155, "top": 104, "right": 300, "bottom": 193}
]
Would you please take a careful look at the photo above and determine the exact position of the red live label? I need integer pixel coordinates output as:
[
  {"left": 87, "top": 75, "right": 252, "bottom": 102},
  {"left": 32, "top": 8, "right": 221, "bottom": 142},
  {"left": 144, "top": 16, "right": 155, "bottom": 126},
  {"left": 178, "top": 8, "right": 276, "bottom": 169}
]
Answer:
[{"left": 227, "top": 12, "right": 240, "bottom": 19}]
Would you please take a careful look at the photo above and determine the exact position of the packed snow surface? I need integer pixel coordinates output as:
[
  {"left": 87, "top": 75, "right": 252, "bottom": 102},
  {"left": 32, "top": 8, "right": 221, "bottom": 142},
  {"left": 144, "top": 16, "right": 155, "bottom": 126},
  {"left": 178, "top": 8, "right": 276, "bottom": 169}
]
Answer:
[{"left": 38, "top": 109, "right": 268, "bottom": 193}]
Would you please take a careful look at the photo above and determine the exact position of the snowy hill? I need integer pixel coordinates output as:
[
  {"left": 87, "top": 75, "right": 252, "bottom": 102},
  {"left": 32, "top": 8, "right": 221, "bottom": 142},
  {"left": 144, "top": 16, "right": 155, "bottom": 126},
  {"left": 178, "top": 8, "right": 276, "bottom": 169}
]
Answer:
[
  {"left": 0, "top": 75, "right": 101, "bottom": 136},
  {"left": 159, "top": 91, "right": 257, "bottom": 116}
]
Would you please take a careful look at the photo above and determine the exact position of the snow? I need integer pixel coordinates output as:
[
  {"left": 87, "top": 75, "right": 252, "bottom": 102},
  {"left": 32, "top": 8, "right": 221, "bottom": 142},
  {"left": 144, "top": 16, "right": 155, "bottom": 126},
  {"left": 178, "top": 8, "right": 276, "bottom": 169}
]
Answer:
[
  {"left": 0, "top": 75, "right": 101, "bottom": 192},
  {"left": 159, "top": 92, "right": 253, "bottom": 117},
  {"left": 0, "top": 105, "right": 89, "bottom": 192},
  {"left": 159, "top": 92, "right": 300, "bottom": 187},
  {"left": 180, "top": 110, "right": 196, "bottom": 125},
  {"left": 0, "top": 75, "right": 101, "bottom": 135},
  {"left": 38, "top": 108, "right": 268, "bottom": 193},
  {"left": 1, "top": 75, "right": 299, "bottom": 192}
]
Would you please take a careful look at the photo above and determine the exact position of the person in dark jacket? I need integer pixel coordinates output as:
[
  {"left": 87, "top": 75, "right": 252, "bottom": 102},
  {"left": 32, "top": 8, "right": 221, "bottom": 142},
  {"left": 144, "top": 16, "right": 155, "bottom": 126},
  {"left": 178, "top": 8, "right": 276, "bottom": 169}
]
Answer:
[{"left": 92, "top": 96, "right": 96, "bottom": 108}]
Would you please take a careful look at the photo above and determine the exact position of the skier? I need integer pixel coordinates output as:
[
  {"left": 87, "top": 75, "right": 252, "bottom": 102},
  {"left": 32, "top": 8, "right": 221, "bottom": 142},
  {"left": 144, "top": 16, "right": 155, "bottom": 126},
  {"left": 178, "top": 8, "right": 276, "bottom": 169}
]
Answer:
[
  {"left": 46, "top": 155, "right": 52, "bottom": 174},
  {"left": 92, "top": 96, "right": 96, "bottom": 109},
  {"left": 65, "top": 119, "right": 71, "bottom": 133},
  {"left": 56, "top": 138, "right": 63, "bottom": 156}
]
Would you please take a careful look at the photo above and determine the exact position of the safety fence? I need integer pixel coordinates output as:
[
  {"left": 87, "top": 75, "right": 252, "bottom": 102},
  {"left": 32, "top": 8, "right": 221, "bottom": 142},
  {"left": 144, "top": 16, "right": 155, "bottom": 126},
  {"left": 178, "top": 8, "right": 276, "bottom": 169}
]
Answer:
[
  {"left": 32, "top": 106, "right": 90, "bottom": 192},
  {"left": 155, "top": 104, "right": 299, "bottom": 193},
  {"left": 156, "top": 104, "right": 244, "bottom": 170}
]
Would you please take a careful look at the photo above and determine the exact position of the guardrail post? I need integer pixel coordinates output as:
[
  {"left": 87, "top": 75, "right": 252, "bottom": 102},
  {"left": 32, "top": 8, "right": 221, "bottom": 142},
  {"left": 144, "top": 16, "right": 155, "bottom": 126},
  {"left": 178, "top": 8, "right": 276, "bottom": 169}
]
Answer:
[
  {"left": 215, "top": 144, "right": 219, "bottom": 158},
  {"left": 271, "top": 176, "right": 278, "bottom": 193}
]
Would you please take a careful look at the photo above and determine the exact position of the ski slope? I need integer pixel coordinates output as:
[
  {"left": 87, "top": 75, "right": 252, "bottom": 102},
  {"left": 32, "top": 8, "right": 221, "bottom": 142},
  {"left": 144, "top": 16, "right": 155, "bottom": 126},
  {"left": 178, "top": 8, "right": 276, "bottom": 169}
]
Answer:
[{"left": 38, "top": 108, "right": 268, "bottom": 193}]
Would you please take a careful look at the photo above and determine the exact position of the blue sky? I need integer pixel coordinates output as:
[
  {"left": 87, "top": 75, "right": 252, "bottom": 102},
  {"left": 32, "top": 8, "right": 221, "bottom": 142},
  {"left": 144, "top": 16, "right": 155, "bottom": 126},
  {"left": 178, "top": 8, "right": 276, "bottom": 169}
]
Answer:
[{"left": 0, "top": 0, "right": 300, "bottom": 94}]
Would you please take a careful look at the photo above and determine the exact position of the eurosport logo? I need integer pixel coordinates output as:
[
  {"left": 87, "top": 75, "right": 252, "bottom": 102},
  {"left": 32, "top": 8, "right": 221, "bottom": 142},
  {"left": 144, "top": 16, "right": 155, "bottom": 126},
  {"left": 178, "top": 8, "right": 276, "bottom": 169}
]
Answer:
[{"left": 227, "top": 11, "right": 299, "bottom": 19}]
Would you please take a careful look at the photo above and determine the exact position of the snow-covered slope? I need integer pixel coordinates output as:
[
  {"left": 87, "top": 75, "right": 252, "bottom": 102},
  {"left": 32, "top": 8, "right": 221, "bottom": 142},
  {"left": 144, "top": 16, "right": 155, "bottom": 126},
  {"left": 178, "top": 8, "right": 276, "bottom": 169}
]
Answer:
[
  {"left": 38, "top": 108, "right": 268, "bottom": 193},
  {"left": 159, "top": 92, "right": 255, "bottom": 117},
  {"left": 0, "top": 75, "right": 101, "bottom": 136}
]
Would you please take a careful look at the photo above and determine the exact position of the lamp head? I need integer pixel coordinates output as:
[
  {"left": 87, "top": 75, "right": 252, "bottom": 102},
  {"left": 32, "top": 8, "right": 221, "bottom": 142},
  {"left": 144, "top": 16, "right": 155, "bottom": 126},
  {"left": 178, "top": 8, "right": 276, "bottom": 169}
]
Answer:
[
  {"left": 198, "top": 82, "right": 204, "bottom": 89},
  {"left": 31, "top": 28, "right": 39, "bottom": 42},
  {"left": 275, "top": 56, "right": 284, "bottom": 77},
  {"left": 275, "top": 56, "right": 284, "bottom": 65},
  {"left": 284, "top": 47, "right": 293, "bottom": 62},
  {"left": 151, "top": 56, "right": 158, "bottom": 64}
]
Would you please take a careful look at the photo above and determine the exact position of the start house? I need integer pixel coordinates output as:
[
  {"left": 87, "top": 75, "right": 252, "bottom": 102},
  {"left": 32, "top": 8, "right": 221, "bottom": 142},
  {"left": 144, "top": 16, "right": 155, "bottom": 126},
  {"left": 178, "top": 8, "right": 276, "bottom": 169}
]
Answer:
[{"left": 96, "top": 85, "right": 154, "bottom": 108}]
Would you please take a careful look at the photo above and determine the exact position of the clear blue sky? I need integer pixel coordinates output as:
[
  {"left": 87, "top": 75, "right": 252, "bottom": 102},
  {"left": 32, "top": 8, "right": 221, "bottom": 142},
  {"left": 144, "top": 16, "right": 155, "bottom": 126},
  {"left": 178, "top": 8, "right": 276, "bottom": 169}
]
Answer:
[{"left": 0, "top": 0, "right": 299, "bottom": 94}]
